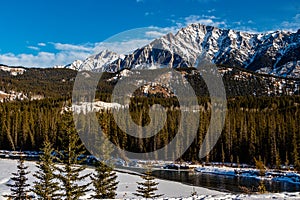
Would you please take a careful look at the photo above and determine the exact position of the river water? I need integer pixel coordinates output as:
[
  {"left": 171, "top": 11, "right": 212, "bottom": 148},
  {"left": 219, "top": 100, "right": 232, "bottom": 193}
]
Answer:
[{"left": 151, "top": 170, "right": 300, "bottom": 193}]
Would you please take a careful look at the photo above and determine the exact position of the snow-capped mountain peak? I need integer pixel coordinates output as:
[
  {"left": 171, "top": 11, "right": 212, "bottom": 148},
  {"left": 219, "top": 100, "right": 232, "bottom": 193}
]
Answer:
[
  {"left": 54, "top": 24, "right": 300, "bottom": 78},
  {"left": 65, "top": 60, "right": 83, "bottom": 71},
  {"left": 79, "top": 50, "right": 119, "bottom": 72},
  {"left": 55, "top": 50, "right": 120, "bottom": 72},
  {"left": 101, "top": 23, "right": 299, "bottom": 77}
]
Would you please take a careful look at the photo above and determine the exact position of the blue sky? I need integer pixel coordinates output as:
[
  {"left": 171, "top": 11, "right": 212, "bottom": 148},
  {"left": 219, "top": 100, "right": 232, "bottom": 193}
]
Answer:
[{"left": 0, "top": 0, "right": 299, "bottom": 67}]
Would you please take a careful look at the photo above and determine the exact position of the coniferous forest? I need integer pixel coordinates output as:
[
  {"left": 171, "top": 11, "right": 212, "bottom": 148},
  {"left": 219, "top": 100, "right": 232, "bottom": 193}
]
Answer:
[
  {"left": 0, "top": 67, "right": 299, "bottom": 170},
  {"left": 0, "top": 95, "right": 299, "bottom": 169}
]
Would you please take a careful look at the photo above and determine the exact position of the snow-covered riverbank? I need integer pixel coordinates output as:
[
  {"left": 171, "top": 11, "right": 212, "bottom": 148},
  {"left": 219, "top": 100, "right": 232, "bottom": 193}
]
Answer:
[
  {"left": 0, "top": 158, "right": 223, "bottom": 199},
  {"left": 195, "top": 165, "right": 300, "bottom": 185},
  {"left": 1, "top": 158, "right": 300, "bottom": 199}
]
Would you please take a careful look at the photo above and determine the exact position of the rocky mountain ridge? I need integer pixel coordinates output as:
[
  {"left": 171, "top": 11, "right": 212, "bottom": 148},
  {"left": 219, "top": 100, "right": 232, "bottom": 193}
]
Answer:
[{"left": 67, "top": 24, "right": 300, "bottom": 78}]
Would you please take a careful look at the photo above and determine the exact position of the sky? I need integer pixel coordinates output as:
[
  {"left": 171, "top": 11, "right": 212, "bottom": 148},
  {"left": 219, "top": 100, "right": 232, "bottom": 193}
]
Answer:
[{"left": 0, "top": 0, "right": 299, "bottom": 67}]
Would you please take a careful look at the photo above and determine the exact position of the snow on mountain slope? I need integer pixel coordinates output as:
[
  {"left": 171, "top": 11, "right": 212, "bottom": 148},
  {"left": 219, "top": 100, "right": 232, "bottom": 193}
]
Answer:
[
  {"left": 59, "top": 50, "right": 119, "bottom": 72},
  {"left": 0, "top": 90, "right": 28, "bottom": 102},
  {"left": 64, "top": 60, "right": 83, "bottom": 70},
  {"left": 54, "top": 50, "right": 119, "bottom": 72},
  {"left": 89, "top": 24, "right": 300, "bottom": 78},
  {"left": 0, "top": 65, "right": 26, "bottom": 76},
  {"left": 5, "top": 24, "right": 299, "bottom": 78}
]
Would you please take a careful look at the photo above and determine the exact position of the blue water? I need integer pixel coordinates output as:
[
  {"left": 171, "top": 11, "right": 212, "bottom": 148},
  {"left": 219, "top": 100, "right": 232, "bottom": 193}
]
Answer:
[{"left": 151, "top": 170, "right": 300, "bottom": 193}]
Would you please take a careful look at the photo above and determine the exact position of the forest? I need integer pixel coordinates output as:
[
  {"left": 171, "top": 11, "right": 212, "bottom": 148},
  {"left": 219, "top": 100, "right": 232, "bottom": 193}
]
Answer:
[
  {"left": 0, "top": 67, "right": 299, "bottom": 169},
  {"left": 0, "top": 95, "right": 299, "bottom": 170}
]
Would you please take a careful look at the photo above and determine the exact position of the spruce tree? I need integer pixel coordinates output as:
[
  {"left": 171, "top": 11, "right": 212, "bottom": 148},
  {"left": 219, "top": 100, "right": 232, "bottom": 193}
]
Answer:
[
  {"left": 90, "top": 161, "right": 119, "bottom": 199},
  {"left": 56, "top": 111, "right": 91, "bottom": 200},
  {"left": 292, "top": 131, "right": 300, "bottom": 171},
  {"left": 3, "top": 155, "right": 30, "bottom": 200},
  {"left": 32, "top": 140, "right": 60, "bottom": 200},
  {"left": 133, "top": 168, "right": 163, "bottom": 198}
]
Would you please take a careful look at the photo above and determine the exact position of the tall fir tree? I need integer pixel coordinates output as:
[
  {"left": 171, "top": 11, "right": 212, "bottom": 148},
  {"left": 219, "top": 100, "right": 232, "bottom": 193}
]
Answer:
[
  {"left": 133, "top": 167, "right": 163, "bottom": 198},
  {"left": 32, "top": 140, "right": 60, "bottom": 200},
  {"left": 56, "top": 111, "right": 91, "bottom": 200},
  {"left": 90, "top": 161, "right": 119, "bottom": 199},
  {"left": 3, "top": 155, "right": 30, "bottom": 200}
]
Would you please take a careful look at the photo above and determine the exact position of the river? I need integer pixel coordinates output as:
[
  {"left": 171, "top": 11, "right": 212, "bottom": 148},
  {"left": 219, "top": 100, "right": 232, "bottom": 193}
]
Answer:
[{"left": 151, "top": 169, "right": 300, "bottom": 193}]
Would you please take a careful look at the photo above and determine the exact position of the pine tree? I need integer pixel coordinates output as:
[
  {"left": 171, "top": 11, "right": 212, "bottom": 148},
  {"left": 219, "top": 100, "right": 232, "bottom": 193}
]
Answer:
[
  {"left": 90, "top": 161, "right": 119, "bottom": 199},
  {"left": 32, "top": 140, "right": 60, "bottom": 200},
  {"left": 3, "top": 155, "right": 30, "bottom": 200},
  {"left": 133, "top": 168, "right": 163, "bottom": 198},
  {"left": 254, "top": 157, "right": 266, "bottom": 176},
  {"left": 257, "top": 180, "right": 266, "bottom": 194},
  {"left": 56, "top": 111, "right": 91, "bottom": 200},
  {"left": 292, "top": 131, "right": 300, "bottom": 171}
]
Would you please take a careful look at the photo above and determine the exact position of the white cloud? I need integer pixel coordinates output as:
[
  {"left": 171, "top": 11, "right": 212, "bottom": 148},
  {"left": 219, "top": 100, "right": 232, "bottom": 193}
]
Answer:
[
  {"left": 94, "top": 39, "right": 152, "bottom": 54},
  {"left": 27, "top": 46, "right": 40, "bottom": 51},
  {"left": 0, "top": 52, "right": 56, "bottom": 67},
  {"left": 144, "top": 26, "right": 179, "bottom": 38},
  {"left": 280, "top": 13, "right": 300, "bottom": 31},
  {"left": 145, "top": 31, "right": 165, "bottom": 38},
  {"left": 0, "top": 41, "right": 95, "bottom": 67},
  {"left": 52, "top": 42, "right": 92, "bottom": 52},
  {"left": 38, "top": 43, "right": 46, "bottom": 47},
  {"left": 0, "top": 37, "right": 155, "bottom": 68},
  {"left": 148, "top": 26, "right": 179, "bottom": 35},
  {"left": 0, "top": 51, "right": 85, "bottom": 68},
  {"left": 184, "top": 15, "right": 226, "bottom": 28}
]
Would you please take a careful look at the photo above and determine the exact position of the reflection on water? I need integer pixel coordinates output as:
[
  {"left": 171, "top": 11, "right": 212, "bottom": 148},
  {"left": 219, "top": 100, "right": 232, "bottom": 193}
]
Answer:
[{"left": 152, "top": 170, "right": 300, "bottom": 193}]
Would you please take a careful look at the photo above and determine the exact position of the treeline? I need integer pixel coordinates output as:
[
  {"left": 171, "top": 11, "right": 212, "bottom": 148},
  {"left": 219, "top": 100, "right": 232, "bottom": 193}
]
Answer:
[
  {"left": 93, "top": 96, "right": 300, "bottom": 169},
  {"left": 210, "top": 96, "right": 300, "bottom": 168},
  {"left": 0, "top": 98, "right": 67, "bottom": 150},
  {"left": 0, "top": 68, "right": 76, "bottom": 98},
  {"left": 1, "top": 66, "right": 300, "bottom": 101},
  {"left": 0, "top": 96, "right": 299, "bottom": 169}
]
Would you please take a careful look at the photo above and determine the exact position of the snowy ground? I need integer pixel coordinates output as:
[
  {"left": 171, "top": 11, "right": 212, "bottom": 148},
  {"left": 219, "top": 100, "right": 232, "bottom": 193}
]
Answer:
[
  {"left": 195, "top": 165, "right": 300, "bottom": 185},
  {"left": 0, "top": 159, "right": 299, "bottom": 199},
  {"left": 0, "top": 159, "right": 223, "bottom": 199}
]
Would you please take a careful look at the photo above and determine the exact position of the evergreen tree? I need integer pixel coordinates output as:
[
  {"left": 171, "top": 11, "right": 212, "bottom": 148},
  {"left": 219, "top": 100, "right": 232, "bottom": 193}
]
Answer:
[
  {"left": 133, "top": 168, "right": 163, "bottom": 198},
  {"left": 3, "top": 156, "right": 30, "bottom": 200},
  {"left": 32, "top": 140, "right": 60, "bottom": 200},
  {"left": 254, "top": 157, "right": 266, "bottom": 176},
  {"left": 292, "top": 131, "right": 300, "bottom": 171},
  {"left": 90, "top": 161, "right": 119, "bottom": 199},
  {"left": 257, "top": 180, "right": 266, "bottom": 194},
  {"left": 56, "top": 111, "right": 90, "bottom": 200}
]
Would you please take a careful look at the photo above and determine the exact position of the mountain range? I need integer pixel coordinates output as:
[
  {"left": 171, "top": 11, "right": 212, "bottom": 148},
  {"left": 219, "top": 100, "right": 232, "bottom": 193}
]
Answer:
[
  {"left": 1, "top": 23, "right": 300, "bottom": 101},
  {"left": 64, "top": 23, "right": 300, "bottom": 78}
]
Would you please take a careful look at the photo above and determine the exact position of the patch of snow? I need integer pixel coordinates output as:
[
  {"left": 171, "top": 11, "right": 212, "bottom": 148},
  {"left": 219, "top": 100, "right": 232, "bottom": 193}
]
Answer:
[
  {"left": 0, "top": 65, "right": 26, "bottom": 76},
  {"left": 195, "top": 165, "right": 300, "bottom": 185},
  {"left": 72, "top": 101, "right": 125, "bottom": 114},
  {"left": 0, "top": 90, "right": 28, "bottom": 102}
]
